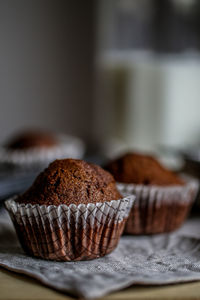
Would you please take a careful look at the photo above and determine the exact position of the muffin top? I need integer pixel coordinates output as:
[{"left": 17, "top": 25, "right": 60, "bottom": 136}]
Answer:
[
  {"left": 105, "top": 153, "right": 184, "bottom": 186},
  {"left": 18, "top": 159, "right": 122, "bottom": 206},
  {"left": 6, "top": 130, "right": 57, "bottom": 150}
]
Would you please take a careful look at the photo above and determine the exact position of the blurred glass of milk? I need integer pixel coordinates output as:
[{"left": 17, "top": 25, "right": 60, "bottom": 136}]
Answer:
[
  {"left": 95, "top": 0, "right": 200, "bottom": 158},
  {"left": 96, "top": 51, "right": 200, "bottom": 157}
]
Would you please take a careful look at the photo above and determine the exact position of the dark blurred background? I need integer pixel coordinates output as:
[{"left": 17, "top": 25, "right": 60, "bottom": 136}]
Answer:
[
  {"left": 0, "top": 0, "right": 95, "bottom": 146},
  {"left": 1, "top": 0, "right": 200, "bottom": 167}
]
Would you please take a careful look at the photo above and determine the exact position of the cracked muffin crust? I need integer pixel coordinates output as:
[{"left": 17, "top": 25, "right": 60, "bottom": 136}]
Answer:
[{"left": 17, "top": 159, "right": 122, "bottom": 206}]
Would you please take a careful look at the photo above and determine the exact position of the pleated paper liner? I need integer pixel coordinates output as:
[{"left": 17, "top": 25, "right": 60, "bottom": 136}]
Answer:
[
  {"left": 117, "top": 176, "right": 199, "bottom": 235},
  {"left": 5, "top": 195, "right": 135, "bottom": 261},
  {"left": 0, "top": 134, "right": 85, "bottom": 168}
]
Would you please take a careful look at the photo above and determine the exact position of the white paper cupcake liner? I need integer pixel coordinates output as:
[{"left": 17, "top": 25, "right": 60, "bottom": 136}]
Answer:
[
  {"left": 5, "top": 195, "right": 135, "bottom": 261},
  {"left": 117, "top": 176, "right": 199, "bottom": 235},
  {"left": 0, "top": 134, "right": 85, "bottom": 168}
]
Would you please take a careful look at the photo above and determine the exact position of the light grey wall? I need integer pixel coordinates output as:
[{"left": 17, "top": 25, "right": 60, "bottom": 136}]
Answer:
[{"left": 0, "top": 0, "right": 94, "bottom": 145}]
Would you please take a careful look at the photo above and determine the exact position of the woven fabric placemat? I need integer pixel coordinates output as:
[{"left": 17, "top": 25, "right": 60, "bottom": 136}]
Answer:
[{"left": 0, "top": 209, "right": 200, "bottom": 299}]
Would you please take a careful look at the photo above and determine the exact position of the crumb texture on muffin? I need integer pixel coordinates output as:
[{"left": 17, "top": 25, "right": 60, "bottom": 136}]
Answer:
[
  {"left": 6, "top": 130, "right": 57, "bottom": 150},
  {"left": 18, "top": 159, "right": 121, "bottom": 206},
  {"left": 105, "top": 152, "right": 184, "bottom": 186}
]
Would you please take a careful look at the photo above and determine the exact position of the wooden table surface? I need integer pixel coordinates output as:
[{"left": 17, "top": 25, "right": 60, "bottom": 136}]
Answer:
[{"left": 1, "top": 268, "right": 200, "bottom": 300}]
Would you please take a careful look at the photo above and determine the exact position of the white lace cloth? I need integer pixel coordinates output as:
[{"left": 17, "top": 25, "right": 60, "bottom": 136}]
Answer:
[{"left": 0, "top": 209, "right": 200, "bottom": 299}]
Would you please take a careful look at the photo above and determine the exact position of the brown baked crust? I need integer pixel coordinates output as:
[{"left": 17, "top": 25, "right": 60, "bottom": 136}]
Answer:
[
  {"left": 105, "top": 152, "right": 184, "bottom": 186},
  {"left": 6, "top": 130, "right": 57, "bottom": 150},
  {"left": 18, "top": 159, "right": 122, "bottom": 206}
]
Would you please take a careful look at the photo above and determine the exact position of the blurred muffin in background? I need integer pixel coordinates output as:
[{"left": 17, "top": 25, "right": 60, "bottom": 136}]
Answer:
[
  {"left": 0, "top": 129, "right": 85, "bottom": 169},
  {"left": 106, "top": 152, "right": 184, "bottom": 186},
  {"left": 105, "top": 152, "right": 198, "bottom": 235},
  {"left": 6, "top": 130, "right": 58, "bottom": 150}
]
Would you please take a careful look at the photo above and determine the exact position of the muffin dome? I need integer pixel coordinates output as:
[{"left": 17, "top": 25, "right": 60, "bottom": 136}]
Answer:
[
  {"left": 6, "top": 130, "right": 57, "bottom": 150},
  {"left": 18, "top": 159, "right": 121, "bottom": 206},
  {"left": 105, "top": 152, "right": 184, "bottom": 186}
]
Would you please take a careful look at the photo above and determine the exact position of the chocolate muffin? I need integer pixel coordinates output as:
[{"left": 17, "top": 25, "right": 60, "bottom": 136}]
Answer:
[
  {"left": 106, "top": 153, "right": 198, "bottom": 235},
  {"left": 6, "top": 130, "right": 57, "bottom": 150},
  {"left": 0, "top": 130, "right": 85, "bottom": 168},
  {"left": 5, "top": 159, "right": 134, "bottom": 261}
]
